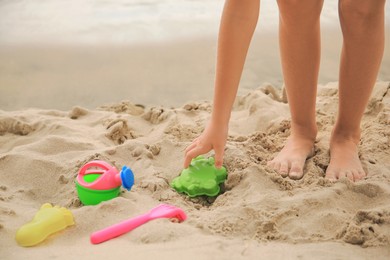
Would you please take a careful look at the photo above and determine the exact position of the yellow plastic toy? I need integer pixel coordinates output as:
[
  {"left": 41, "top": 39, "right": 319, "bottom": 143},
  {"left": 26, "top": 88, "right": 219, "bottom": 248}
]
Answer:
[{"left": 15, "top": 203, "right": 74, "bottom": 247}]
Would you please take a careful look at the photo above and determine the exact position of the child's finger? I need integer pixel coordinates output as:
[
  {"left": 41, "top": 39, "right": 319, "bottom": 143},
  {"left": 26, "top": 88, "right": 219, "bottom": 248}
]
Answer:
[
  {"left": 185, "top": 141, "right": 198, "bottom": 154},
  {"left": 183, "top": 149, "right": 197, "bottom": 168},
  {"left": 214, "top": 145, "right": 225, "bottom": 168},
  {"left": 183, "top": 146, "right": 210, "bottom": 168}
]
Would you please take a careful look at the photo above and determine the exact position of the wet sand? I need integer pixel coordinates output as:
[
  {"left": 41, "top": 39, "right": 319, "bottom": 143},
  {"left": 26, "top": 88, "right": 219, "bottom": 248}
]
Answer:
[{"left": 1, "top": 28, "right": 389, "bottom": 111}]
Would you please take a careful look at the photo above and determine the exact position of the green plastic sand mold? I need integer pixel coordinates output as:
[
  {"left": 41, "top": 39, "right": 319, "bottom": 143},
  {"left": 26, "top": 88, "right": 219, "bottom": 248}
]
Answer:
[{"left": 171, "top": 156, "right": 227, "bottom": 197}]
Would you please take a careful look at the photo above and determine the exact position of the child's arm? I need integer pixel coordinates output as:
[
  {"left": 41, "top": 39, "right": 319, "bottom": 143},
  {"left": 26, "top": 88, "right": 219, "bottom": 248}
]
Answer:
[{"left": 184, "top": 0, "right": 259, "bottom": 168}]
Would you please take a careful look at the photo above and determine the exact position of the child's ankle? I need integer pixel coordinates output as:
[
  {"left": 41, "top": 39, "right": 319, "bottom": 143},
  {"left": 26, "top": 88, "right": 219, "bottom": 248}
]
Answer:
[
  {"left": 290, "top": 122, "right": 318, "bottom": 142},
  {"left": 331, "top": 124, "right": 361, "bottom": 144}
]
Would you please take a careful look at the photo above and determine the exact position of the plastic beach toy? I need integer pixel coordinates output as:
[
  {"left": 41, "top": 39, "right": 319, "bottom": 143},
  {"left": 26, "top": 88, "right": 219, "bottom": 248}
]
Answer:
[
  {"left": 90, "top": 204, "right": 187, "bottom": 244},
  {"left": 171, "top": 156, "right": 227, "bottom": 197},
  {"left": 15, "top": 203, "right": 74, "bottom": 247},
  {"left": 76, "top": 179, "right": 121, "bottom": 206},
  {"left": 77, "top": 160, "right": 134, "bottom": 190},
  {"left": 75, "top": 160, "right": 134, "bottom": 205}
]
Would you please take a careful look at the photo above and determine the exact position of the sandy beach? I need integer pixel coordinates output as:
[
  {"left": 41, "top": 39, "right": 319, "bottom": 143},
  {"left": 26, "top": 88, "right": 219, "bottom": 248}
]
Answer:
[
  {"left": 1, "top": 0, "right": 390, "bottom": 259},
  {"left": 1, "top": 81, "right": 389, "bottom": 259}
]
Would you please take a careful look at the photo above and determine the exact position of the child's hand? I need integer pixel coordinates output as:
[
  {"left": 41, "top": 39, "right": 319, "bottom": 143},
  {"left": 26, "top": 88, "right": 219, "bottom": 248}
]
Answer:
[{"left": 183, "top": 121, "right": 228, "bottom": 169}]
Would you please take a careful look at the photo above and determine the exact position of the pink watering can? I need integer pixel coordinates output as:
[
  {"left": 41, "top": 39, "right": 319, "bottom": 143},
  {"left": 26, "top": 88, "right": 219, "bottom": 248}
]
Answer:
[
  {"left": 77, "top": 160, "right": 134, "bottom": 191},
  {"left": 75, "top": 160, "right": 134, "bottom": 205}
]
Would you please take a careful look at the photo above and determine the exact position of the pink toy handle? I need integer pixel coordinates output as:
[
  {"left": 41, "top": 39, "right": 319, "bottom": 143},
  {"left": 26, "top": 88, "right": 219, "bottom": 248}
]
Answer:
[
  {"left": 90, "top": 214, "right": 150, "bottom": 244},
  {"left": 85, "top": 170, "right": 106, "bottom": 175},
  {"left": 77, "top": 160, "right": 119, "bottom": 188},
  {"left": 79, "top": 160, "right": 113, "bottom": 174}
]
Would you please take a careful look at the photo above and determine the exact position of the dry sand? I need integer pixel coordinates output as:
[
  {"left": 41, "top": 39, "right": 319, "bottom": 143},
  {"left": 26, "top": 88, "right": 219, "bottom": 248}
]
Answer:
[{"left": 0, "top": 81, "right": 389, "bottom": 259}]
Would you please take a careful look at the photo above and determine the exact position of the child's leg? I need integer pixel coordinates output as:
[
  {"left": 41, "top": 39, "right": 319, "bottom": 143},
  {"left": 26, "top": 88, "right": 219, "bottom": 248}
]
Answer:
[
  {"left": 326, "top": 0, "right": 386, "bottom": 181},
  {"left": 184, "top": 0, "right": 260, "bottom": 168},
  {"left": 268, "top": 0, "right": 324, "bottom": 179}
]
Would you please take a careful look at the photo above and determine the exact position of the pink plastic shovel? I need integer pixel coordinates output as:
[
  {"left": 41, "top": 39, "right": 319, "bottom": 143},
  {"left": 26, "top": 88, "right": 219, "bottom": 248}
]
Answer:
[{"left": 90, "top": 204, "right": 187, "bottom": 244}]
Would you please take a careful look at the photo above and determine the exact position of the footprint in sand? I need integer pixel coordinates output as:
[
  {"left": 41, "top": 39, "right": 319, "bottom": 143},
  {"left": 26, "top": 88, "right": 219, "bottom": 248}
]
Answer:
[
  {"left": 0, "top": 117, "right": 34, "bottom": 135},
  {"left": 15, "top": 203, "right": 74, "bottom": 247}
]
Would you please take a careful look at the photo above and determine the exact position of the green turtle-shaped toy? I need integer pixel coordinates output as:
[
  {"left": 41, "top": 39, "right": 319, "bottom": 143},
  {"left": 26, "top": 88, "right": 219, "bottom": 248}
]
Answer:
[{"left": 171, "top": 156, "right": 227, "bottom": 197}]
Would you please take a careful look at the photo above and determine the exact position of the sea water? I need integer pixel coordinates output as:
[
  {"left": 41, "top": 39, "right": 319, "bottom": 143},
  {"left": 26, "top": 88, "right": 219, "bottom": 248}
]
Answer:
[{"left": 0, "top": 0, "right": 358, "bottom": 45}]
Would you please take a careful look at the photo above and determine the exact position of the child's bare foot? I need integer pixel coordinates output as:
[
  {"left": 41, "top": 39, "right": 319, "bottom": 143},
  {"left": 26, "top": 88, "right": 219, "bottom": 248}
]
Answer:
[
  {"left": 325, "top": 132, "right": 366, "bottom": 182},
  {"left": 267, "top": 132, "right": 316, "bottom": 180}
]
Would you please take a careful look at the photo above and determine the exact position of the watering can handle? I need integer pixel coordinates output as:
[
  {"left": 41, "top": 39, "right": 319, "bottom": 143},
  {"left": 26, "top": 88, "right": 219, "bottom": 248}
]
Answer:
[
  {"left": 77, "top": 160, "right": 117, "bottom": 188},
  {"left": 78, "top": 160, "right": 113, "bottom": 176}
]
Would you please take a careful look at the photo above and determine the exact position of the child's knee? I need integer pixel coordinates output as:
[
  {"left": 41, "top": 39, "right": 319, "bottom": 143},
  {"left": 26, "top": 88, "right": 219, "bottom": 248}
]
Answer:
[
  {"left": 277, "top": 0, "right": 323, "bottom": 22},
  {"left": 339, "top": 0, "right": 385, "bottom": 22}
]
